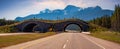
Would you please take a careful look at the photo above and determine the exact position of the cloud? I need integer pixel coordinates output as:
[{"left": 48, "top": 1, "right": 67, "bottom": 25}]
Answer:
[
  {"left": 33, "top": 0, "right": 66, "bottom": 10},
  {"left": 0, "top": 0, "right": 119, "bottom": 20},
  {"left": 66, "top": 0, "right": 87, "bottom": 8},
  {"left": 2, "top": 0, "right": 67, "bottom": 20}
]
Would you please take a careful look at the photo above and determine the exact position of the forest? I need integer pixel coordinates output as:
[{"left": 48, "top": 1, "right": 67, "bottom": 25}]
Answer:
[
  {"left": 0, "top": 18, "right": 18, "bottom": 26},
  {"left": 89, "top": 5, "right": 120, "bottom": 32}
]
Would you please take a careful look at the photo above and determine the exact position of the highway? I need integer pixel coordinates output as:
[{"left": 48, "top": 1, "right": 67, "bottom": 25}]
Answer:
[{"left": 2, "top": 32, "right": 120, "bottom": 49}]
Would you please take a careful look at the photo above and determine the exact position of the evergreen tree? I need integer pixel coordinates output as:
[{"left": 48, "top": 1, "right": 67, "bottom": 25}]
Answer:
[
  {"left": 89, "top": 15, "right": 111, "bottom": 28},
  {"left": 89, "top": 5, "right": 120, "bottom": 31},
  {"left": 0, "top": 18, "right": 18, "bottom": 26},
  {"left": 111, "top": 5, "right": 120, "bottom": 31}
]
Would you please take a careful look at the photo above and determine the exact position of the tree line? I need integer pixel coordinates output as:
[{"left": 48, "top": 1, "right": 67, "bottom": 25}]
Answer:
[
  {"left": 89, "top": 5, "right": 120, "bottom": 32},
  {"left": 0, "top": 18, "right": 18, "bottom": 26}
]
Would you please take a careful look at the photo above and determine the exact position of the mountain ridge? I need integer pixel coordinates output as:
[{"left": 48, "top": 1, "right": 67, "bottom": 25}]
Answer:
[{"left": 15, "top": 5, "right": 113, "bottom": 21}]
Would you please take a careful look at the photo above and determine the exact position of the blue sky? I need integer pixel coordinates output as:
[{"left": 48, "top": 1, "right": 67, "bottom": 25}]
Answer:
[{"left": 0, "top": 0, "right": 120, "bottom": 20}]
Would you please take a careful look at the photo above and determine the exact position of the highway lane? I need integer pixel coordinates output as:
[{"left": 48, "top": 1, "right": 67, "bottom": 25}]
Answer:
[{"left": 2, "top": 32, "right": 120, "bottom": 49}]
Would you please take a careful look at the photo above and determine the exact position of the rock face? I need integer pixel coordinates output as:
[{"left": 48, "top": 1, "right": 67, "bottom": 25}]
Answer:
[{"left": 15, "top": 5, "right": 113, "bottom": 21}]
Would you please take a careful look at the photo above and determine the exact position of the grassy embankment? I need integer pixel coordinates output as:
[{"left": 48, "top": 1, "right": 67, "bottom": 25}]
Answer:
[
  {"left": 0, "top": 19, "right": 84, "bottom": 33},
  {"left": 0, "top": 32, "right": 56, "bottom": 48},
  {"left": 0, "top": 23, "right": 18, "bottom": 33},
  {"left": 89, "top": 23, "right": 120, "bottom": 44},
  {"left": 0, "top": 20, "right": 56, "bottom": 48}
]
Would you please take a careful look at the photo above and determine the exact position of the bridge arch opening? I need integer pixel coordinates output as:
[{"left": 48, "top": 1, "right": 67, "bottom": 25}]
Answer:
[
  {"left": 23, "top": 23, "right": 37, "bottom": 32},
  {"left": 64, "top": 23, "right": 82, "bottom": 32}
]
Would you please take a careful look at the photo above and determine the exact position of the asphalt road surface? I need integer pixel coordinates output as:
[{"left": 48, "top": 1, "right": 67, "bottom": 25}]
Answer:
[{"left": 2, "top": 32, "right": 120, "bottom": 49}]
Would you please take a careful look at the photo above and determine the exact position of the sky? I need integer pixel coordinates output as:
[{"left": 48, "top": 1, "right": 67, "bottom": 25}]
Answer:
[{"left": 0, "top": 0, "right": 120, "bottom": 20}]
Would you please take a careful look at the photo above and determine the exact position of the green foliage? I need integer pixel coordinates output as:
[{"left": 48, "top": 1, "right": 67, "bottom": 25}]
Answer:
[
  {"left": 0, "top": 25, "right": 18, "bottom": 33},
  {"left": 88, "top": 5, "right": 120, "bottom": 44},
  {"left": 91, "top": 31, "right": 120, "bottom": 44},
  {"left": 111, "top": 5, "right": 120, "bottom": 32},
  {"left": 0, "top": 18, "right": 18, "bottom": 26},
  {"left": 0, "top": 32, "right": 56, "bottom": 48},
  {"left": 89, "top": 5, "right": 120, "bottom": 32},
  {"left": 89, "top": 15, "right": 111, "bottom": 28},
  {"left": 23, "top": 18, "right": 84, "bottom": 23},
  {"left": 89, "top": 23, "right": 108, "bottom": 33}
]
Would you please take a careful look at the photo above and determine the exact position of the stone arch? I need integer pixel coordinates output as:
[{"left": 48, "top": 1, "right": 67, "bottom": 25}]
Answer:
[
  {"left": 22, "top": 23, "right": 38, "bottom": 32},
  {"left": 63, "top": 23, "right": 82, "bottom": 32},
  {"left": 16, "top": 20, "right": 89, "bottom": 32},
  {"left": 32, "top": 25, "right": 47, "bottom": 33}
]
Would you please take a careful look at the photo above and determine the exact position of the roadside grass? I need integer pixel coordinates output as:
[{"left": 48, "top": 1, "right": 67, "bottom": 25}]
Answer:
[
  {"left": 0, "top": 32, "right": 56, "bottom": 48},
  {"left": 91, "top": 31, "right": 120, "bottom": 44},
  {"left": 89, "top": 23, "right": 120, "bottom": 44},
  {"left": 0, "top": 24, "right": 17, "bottom": 33}
]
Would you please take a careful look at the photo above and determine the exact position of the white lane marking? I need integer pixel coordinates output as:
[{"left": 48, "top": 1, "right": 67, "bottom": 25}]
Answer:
[
  {"left": 63, "top": 44, "right": 67, "bottom": 48},
  {"left": 82, "top": 35, "right": 105, "bottom": 49},
  {"left": 67, "top": 40, "right": 69, "bottom": 42},
  {"left": 63, "top": 40, "right": 69, "bottom": 49}
]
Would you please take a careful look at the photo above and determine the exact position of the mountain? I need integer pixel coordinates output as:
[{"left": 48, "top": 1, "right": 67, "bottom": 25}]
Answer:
[{"left": 15, "top": 5, "right": 113, "bottom": 21}]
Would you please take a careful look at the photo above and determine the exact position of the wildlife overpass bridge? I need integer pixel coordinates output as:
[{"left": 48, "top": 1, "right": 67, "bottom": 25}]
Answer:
[{"left": 16, "top": 20, "right": 89, "bottom": 33}]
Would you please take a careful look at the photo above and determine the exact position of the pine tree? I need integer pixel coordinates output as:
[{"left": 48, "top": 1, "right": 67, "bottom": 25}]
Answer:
[
  {"left": 111, "top": 5, "right": 120, "bottom": 31},
  {"left": 89, "top": 15, "right": 111, "bottom": 28}
]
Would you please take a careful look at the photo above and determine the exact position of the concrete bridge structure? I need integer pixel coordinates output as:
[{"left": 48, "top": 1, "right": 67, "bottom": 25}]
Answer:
[{"left": 16, "top": 20, "right": 89, "bottom": 33}]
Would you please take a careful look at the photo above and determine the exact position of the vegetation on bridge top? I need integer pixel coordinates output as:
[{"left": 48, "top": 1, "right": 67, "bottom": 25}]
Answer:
[
  {"left": 21, "top": 18, "right": 88, "bottom": 24},
  {"left": 0, "top": 18, "right": 88, "bottom": 33}
]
